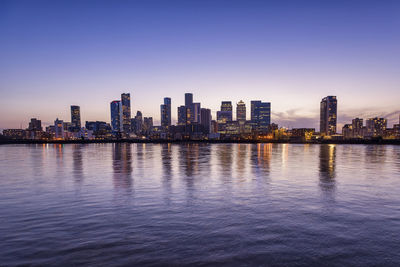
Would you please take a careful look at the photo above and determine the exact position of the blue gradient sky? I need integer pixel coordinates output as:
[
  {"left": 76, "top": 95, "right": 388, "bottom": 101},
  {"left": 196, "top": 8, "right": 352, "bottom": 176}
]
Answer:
[{"left": 1, "top": 0, "right": 399, "bottom": 130}]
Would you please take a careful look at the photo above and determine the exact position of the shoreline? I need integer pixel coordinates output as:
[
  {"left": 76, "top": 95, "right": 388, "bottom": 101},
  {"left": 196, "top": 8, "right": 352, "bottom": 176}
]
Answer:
[{"left": 1, "top": 139, "right": 400, "bottom": 145}]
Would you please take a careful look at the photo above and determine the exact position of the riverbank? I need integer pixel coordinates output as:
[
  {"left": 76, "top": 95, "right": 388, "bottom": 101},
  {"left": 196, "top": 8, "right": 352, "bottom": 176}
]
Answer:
[{"left": 1, "top": 138, "right": 400, "bottom": 145}]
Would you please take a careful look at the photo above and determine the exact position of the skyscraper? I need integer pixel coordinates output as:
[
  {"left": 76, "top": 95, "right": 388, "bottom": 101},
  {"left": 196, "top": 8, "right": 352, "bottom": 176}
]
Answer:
[
  {"left": 366, "top": 117, "right": 387, "bottom": 137},
  {"left": 192, "top": 102, "right": 201, "bottom": 123},
  {"left": 110, "top": 100, "right": 121, "bottom": 132},
  {"left": 200, "top": 108, "right": 212, "bottom": 134},
  {"left": 121, "top": 93, "right": 131, "bottom": 133},
  {"left": 352, "top": 118, "right": 364, "bottom": 138},
  {"left": 28, "top": 118, "right": 42, "bottom": 131},
  {"left": 185, "top": 93, "right": 193, "bottom": 107},
  {"left": 134, "top": 111, "right": 143, "bottom": 134},
  {"left": 251, "top": 100, "right": 271, "bottom": 130},
  {"left": 143, "top": 117, "right": 153, "bottom": 134},
  {"left": 217, "top": 101, "right": 233, "bottom": 123},
  {"left": 54, "top": 118, "right": 64, "bottom": 139},
  {"left": 70, "top": 105, "right": 81, "bottom": 131},
  {"left": 236, "top": 100, "right": 246, "bottom": 121},
  {"left": 178, "top": 105, "right": 187, "bottom": 125},
  {"left": 320, "top": 96, "right": 337, "bottom": 136},
  {"left": 161, "top": 97, "right": 172, "bottom": 127}
]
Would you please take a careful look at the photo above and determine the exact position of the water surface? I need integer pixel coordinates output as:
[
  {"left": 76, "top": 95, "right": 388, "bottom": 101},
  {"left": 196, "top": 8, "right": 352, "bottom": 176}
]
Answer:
[{"left": 0, "top": 143, "right": 399, "bottom": 266}]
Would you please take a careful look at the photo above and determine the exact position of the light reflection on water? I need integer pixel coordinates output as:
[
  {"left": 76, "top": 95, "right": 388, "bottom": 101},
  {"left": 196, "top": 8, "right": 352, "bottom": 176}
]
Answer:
[{"left": 0, "top": 143, "right": 400, "bottom": 266}]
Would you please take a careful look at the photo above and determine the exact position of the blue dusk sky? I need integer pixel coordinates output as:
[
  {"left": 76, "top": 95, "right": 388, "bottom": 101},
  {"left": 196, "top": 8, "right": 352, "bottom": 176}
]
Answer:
[{"left": 1, "top": 0, "right": 399, "bottom": 130}]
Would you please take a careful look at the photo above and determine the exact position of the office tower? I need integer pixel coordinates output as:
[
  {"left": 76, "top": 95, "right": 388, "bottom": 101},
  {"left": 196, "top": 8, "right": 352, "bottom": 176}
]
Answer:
[
  {"left": 193, "top": 103, "right": 201, "bottom": 123},
  {"left": 54, "top": 118, "right": 64, "bottom": 139},
  {"left": 251, "top": 100, "right": 271, "bottom": 130},
  {"left": 28, "top": 118, "right": 42, "bottom": 131},
  {"left": 185, "top": 93, "right": 193, "bottom": 107},
  {"left": 200, "top": 108, "right": 212, "bottom": 134},
  {"left": 110, "top": 100, "right": 121, "bottom": 132},
  {"left": 366, "top": 117, "right": 387, "bottom": 137},
  {"left": 133, "top": 111, "right": 143, "bottom": 134},
  {"left": 236, "top": 100, "right": 246, "bottom": 121},
  {"left": 217, "top": 100, "right": 233, "bottom": 124},
  {"left": 121, "top": 93, "right": 131, "bottom": 133},
  {"left": 320, "top": 96, "right": 337, "bottom": 136},
  {"left": 70, "top": 105, "right": 81, "bottom": 131},
  {"left": 352, "top": 118, "right": 364, "bottom": 138},
  {"left": 177, "top": 106, "right": 187, "bottom": 125},
  {"left": 217, "top": 111, "right": 231, "bottom": 124},
  {"left": 143, "top": 117, "right": 153, "bottom": 134},
  {"left": 161, "top": 97, "right": 172, "bottom": 127}
]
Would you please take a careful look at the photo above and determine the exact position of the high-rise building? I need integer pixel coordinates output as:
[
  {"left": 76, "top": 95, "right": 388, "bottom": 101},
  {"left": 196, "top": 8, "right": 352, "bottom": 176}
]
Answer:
[
  {"left": 320, "top": 96, "right": 337, "bottom": 136},
  {"left": 200, "top": 108, "right": 212, "bottom": 134},
  {"left": 28, "top": 118, "right": 42, "bottom": 131},
  {"left": 220, "top": 101, "right": 233, "bottom": 121},
  {"left": 160, "top": 97, "right": 172, "bottom": 127},
  {"left": 236, "top": 100, "right": 246, "bottom": 121},
  {"left": 121, "top": 93, "right": 131, "bottom": 133},
  {"left": 178, "top": 106, "right": 187, "bottom": 125},
  {"left": 185, "top": 93, "right": 193, "bottom": 107},
  {"left": 352, "top": 118, "right": 364, "bottom": 138},
  {"left": 251, "top": 100, "right": 271, "bottom": 130},
  {"left": 70, "top": 105, "right": 81, "bottom": 131},
  {"left": 143, "top": 117, "right": 153, "bottom": 134},
  {"left": 110, "top": 100, "right": 121, "bottom": 132},
  {"left": 192, "top": 103, "right": 201, "bottom": 123},
  {"left": 133, "top": 111, "right": 143, "bottom": 134},
  {"left": 54, "top": 118, "right": 64, "bottom": 139},
  {"left": 366, "top": 117, "right": 387, "bottom": 137}
]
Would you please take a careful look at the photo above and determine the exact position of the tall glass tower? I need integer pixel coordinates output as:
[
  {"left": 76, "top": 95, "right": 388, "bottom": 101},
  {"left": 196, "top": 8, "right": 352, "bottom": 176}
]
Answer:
[
  {"left": 121, "top": 93, "right": 131, "bottom": 133},
  {"left": 161, "top": 97, "right": 172, "bottom": 127},
  {"left": 320, "top": 96, "right": 337, "bottom": 136},
  {"left": 110, "top": 100, "right": 121, "bottom": 132},
  {"left": 70, "top": 105, "right": 81, "bottom": 131}
]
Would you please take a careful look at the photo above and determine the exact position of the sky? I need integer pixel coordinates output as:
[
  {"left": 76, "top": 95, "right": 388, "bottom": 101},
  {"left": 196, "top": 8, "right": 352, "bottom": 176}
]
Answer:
[{"left": 1, "top": 0, "right": 399, "bottom": 131}]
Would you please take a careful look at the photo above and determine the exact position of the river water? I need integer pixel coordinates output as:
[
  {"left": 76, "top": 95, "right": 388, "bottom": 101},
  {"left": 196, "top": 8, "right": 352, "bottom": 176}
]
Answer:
[{"left": 0, "top": 143, "right": 399, "bottom": 266}]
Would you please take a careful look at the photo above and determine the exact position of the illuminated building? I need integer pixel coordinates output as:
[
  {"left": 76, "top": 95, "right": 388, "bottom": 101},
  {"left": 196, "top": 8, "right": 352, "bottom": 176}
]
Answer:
[
  {"left": 394, "top": 115, "right": 400, "bottom": 137},
  {"left": 220, "top": 101, "right": 233, "bottom": 121},
  {"left": 110, "top": 100, "right": 121, "bottom": 132},
  {"left": 251, "top": 100, "right": 271, "bottom": 131},
  {"left": 352, "top": 118, "right": 364, "bottom": 138},
  {"left": 192, "top": 103, "right": 201, "bottom": 123},
  {"left": 366, "top": 117, "right": 387, "bottom": 137},
  {"left": 54, "top": 118, "right": 64, "bottom": 139},
  {"left": 28, "top": 118, "right": 42, "bottom": 131},
  {"left": 200, "top": 108, "right": 212, "bottom": 134},
  {"left": 184, "top": 93, "right": 194, "bottom": 124},
  {"left": 161, "top": 97, "right": 172, "bottom": 127},
  {"left": 143, "top": 117, "right": 153, "bottom": 134},
  {"left": 320, "top": 96, "right": 337, "bottom": 136},
  {"left": 70, "top": 105, "right": 81, "bottom": 131},
  {"left": 342, "top": 124, "right": 353, "bottom": 139},
  {"left": 132, "top": 111, "right": 143, "bottom": 134},
  {"left": 236, "top": 100, "right": 246, "bottom": 121},
  {"left": 121, "top": 93, "right": 131, "bottom": 133},
  {"left": 178, "top": 106, "right": 187, "bottom": 125}
]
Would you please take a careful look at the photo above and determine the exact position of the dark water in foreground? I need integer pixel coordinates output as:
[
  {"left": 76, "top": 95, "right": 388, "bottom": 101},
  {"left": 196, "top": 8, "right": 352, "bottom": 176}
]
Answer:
[{"left": 0, "top": 143, "right": 399, "bottom": 266}]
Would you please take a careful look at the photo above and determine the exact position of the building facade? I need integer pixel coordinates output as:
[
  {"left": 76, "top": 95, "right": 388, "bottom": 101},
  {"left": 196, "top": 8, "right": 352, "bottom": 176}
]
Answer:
[
  {"left": 121, "top": 93, "right": 131, "bottom": 133},
  {"left": 251, "top": 100, "right": 271, "bottom": 131},
  {"left": 200, "top": 108, "right": 212, "bottom": 134},
  {"left": 110, "top": 100, "right": 121, "bottom": 132},
  {"left": 70, "top": 105, "right": 81, "bottom": 131},
  {"left": 161, "top": 97, "right": 172, "bottom": 127},
  {"left": 320, "top": 96, "right": 337, "bottom": 136},
  {"left": 236, "top": 100, "right": 246, "bottom": 121}
]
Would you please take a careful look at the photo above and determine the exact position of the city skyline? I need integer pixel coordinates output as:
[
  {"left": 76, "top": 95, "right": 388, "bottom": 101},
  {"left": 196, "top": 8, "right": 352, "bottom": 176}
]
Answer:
[{"left": 1, "top": 0, "right": 400, "bottom": 130}]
